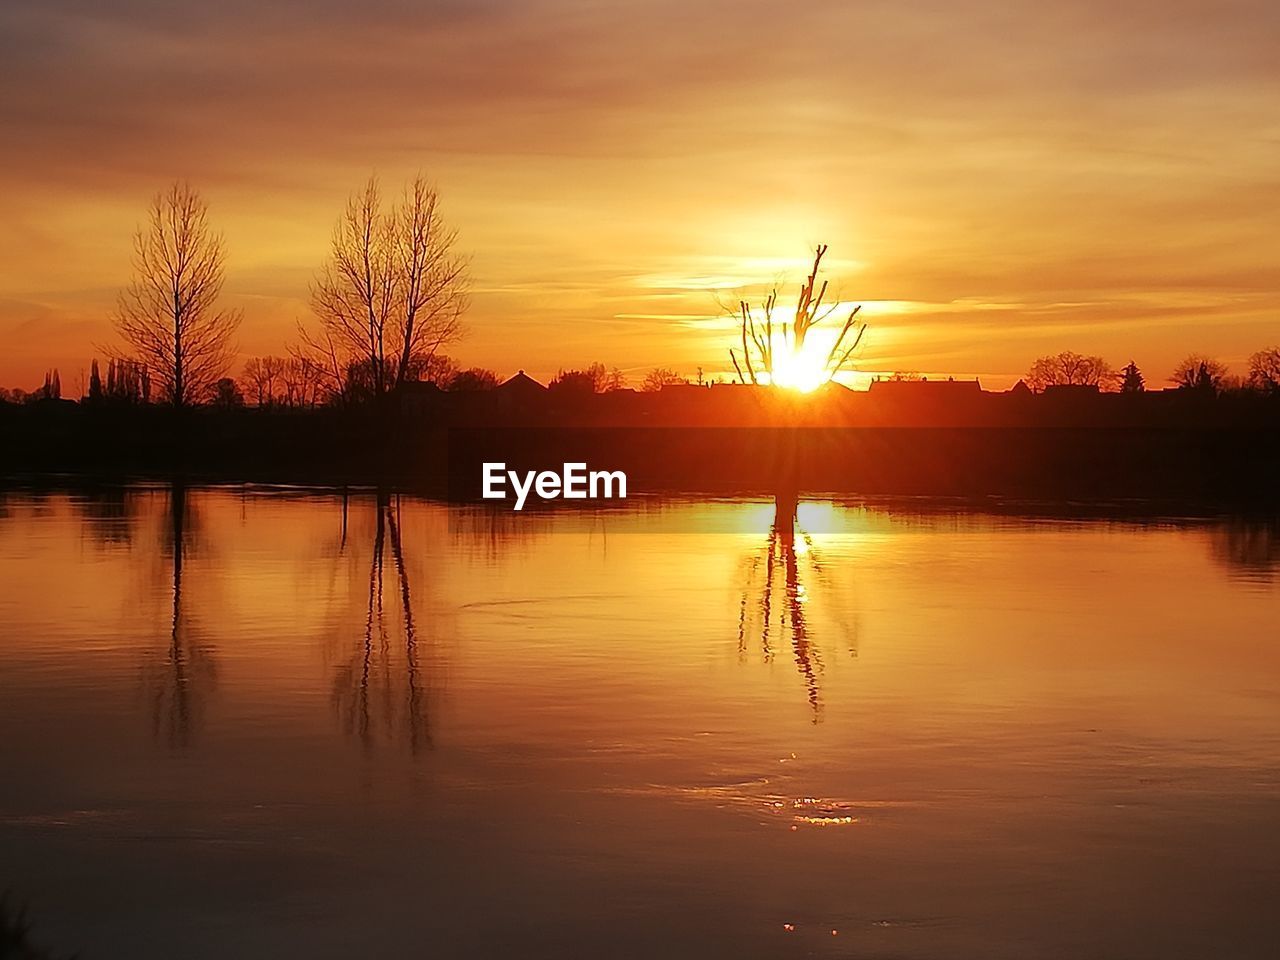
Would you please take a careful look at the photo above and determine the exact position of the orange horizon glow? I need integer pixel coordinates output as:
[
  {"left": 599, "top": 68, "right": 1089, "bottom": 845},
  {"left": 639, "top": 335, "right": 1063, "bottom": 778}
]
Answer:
[{"left": 2, "top": 3, "right": 1278, "bottom": 392}]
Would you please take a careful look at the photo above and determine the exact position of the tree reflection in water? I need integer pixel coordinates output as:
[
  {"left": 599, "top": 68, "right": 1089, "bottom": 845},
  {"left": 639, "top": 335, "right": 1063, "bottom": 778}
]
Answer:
[
  {"left": 146, "top": 481, "right": 218, "bottom": 748},
  {"left": 1209, "top": 518, "right": 1280, "bottom": 582},
  {"left": 737, "top": 492, "right": 860, "bottom": 723},
  {"left": 330, "top": 491, "right": 432, "bottom": 755}
]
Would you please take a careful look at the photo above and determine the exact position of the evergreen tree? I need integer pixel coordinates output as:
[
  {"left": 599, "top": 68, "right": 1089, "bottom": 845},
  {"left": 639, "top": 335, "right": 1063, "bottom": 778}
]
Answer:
[
  {"left": 89, "top": 359, "right": 103, "bottom": 401},
  {"left": 1120, "top": 360, "right": 1145, "bottom": 393}
]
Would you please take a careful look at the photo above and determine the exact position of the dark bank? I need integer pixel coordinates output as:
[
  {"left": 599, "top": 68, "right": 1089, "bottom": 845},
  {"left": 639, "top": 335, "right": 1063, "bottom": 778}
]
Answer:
[{"left": 5, "top": 380, "right": 1280, "bottom": 506}]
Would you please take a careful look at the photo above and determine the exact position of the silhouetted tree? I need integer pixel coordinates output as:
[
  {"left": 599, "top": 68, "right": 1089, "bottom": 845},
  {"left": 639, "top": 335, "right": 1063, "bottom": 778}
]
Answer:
[
  {"left": 446, "top": 367, "right": 500, "bottom": 391},
  {"left": 240, "top": 355, "right": 288, "bottom": 406},
  {"left": 418, "top": 353, "right": 458, "bottom": 387},
  {"left": 88, "top": 359, "right": 103, "bottom": 402},
  {"left": 600, "top": 365, "right": 626, "bottom": 391},
  {"left": 1247, "top": 347, "right": 1280, "bottom": 393},
  {"left": 1119, "top": 360, "right": 1145, "bottom": 393},
  {"left": 104, "top": 358, "right": 150, "bottom": 404},
  {"left": 548, "top": 369, "right": 597, "bottom": 396},
  {"left": 112, "top": 182, "right": 240, "bottom": 407},
  {"left": 887, "top": 370, "right": 923, "bottom": 381},
  {"left": 279, "top": 356, "right": 324, "bottom": 407},
  {"left": 642, "top": 367, "right": 684, "bottom": 391},
  {"left": 40, "top": 369, "right": 61, "bottom": 400},
  {"left": 300, "top": 175, "right": 468, "bottom": 404},
  {"left": 549, "top": 362, "right": 625, "bottom": 395},
  {"left": 729, "top": 244, "right": 866, "bottom": 387},
  {"left": 1026, "top": 351, "right": 1114, "bottom": 392},
  {"left": 1171, "top": 354, "right": 1228, "bottom": 393},
  {"left": 211, "top": 377, "right": 244, "bottom": 408}
]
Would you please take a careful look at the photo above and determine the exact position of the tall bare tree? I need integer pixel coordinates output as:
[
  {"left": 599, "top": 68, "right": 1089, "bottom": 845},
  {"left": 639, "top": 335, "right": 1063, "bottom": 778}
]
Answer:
[
  {"left": 729, "top": 245, "right": 866, "bottom": 386},
  {"left": 300, "top": 175, "right": 468, "bottom": 404},
  {"left": 113, "top": 183, "right": 241, "bottom": 407},
  {"left": 393, "top": 177, "right": 467, "bottom": 392}
]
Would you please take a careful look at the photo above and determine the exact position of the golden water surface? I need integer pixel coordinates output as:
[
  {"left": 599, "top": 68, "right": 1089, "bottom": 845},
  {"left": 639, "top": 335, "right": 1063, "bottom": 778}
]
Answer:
[{"left": 1, "top": 485, "right": 1278, "bottom": 958}]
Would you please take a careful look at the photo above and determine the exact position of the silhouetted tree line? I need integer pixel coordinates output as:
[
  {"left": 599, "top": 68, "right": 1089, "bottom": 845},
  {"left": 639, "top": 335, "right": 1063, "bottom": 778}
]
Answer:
[
  {"left": 3, "top": 175, "right": 1277, "bottom": 414},
  {"left": 1024, "top": 349, "right": 1280, "bottom": 397},
  {"left": 13, "top": 174, "right": 689, "bottom": 409}
]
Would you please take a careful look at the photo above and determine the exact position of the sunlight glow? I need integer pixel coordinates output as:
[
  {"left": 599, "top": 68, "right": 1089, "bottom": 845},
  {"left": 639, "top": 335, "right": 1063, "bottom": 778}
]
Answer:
[
  {"left": 769, "top": 345, "right": 832, "bottom": 392},
  {"left": 733, "top": 298, "right": 863, "bottom": 393},
  {"left": 763, "top": 326, "right": 843, "bottom": 393}
]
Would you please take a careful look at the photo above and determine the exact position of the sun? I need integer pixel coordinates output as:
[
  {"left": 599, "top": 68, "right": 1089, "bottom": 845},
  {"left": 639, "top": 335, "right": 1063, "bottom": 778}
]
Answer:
[{"left": 767, "top": 333, "right": 839, "bottom": 393}]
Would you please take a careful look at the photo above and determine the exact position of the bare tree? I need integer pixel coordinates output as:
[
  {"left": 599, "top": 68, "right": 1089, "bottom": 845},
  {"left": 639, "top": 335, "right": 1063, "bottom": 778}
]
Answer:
[
  {"left": 307, "top": 179, "right": 396, "bottom": 398},
  {"left": 240, "top": 355, "right": 289, "bottom": 406},
  {"left": 1171, "top": 354, "right": 1229, "bottom": 392},
  {"left": 446, "top": 367, "right": 501, "bottom": 391},
  {"left": 421, "top": 353, "right": 459, "bottom": 387},
  {"left": 211, "top": 377, "right": 244, "bottom": 408},
  {"left": 279, "top": 356, "right": 324, "bottom": 408},
  {"left": 241, "top": 357, "right": 268, "bottom": 406},
  {"left": 288, "top": 331, "right": 345, "bottom": 406},
  {"left": 549, "top": 362, "right": 626, "bottom": 395},
  {"left": 729, "top": 245, "right": 866, "bottom": 386},
  {"left": 1025, "top": 351, "right": 1115, "bottom": 392},
  {"left": 1247, "top": 347, "right": 1280, "bottom": 393},
  {"left": 642, "top": 367, "right": 685, "bottom": 391},
  {"left": 112, "top": 183, "right": 241, "bottom": 407},
  {"left": 299, "top": 175, "right": 468, "bottom": 405},
  {"left": 393, "top": 177, "right": 467, "bottom": 391}
]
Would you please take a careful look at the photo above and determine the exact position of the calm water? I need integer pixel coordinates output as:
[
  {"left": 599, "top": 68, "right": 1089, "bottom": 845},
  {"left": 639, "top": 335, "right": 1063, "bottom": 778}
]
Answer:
[{"left": 2, "top": 485, "right": 1279, "bottom": 959}]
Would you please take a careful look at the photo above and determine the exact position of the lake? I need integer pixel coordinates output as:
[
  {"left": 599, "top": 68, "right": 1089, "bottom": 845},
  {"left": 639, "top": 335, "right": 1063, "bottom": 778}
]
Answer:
[{"left": 1, "top": 485, "right": 1278, "bottom": 958}]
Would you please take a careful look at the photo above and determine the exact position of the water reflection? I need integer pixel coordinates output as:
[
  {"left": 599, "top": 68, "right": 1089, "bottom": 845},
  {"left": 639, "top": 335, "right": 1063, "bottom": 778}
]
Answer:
[
  {"left": 4, "top": 487, "right": 1280, "bottom": 960},
  {"left": 144, "top": 482, "right": 217, "bottom": 748},
  {"left": 738, "top": 492, "right": 861, "bottom": 722},
  {"left": 1209, "top": 518, "right": 1280, "bottom": 581},
  {"left": 76, "top": 485, "right": 138, "bottom": 547},
  {"left": 328, "top": 492, "right": 433, "bottom": 755}
]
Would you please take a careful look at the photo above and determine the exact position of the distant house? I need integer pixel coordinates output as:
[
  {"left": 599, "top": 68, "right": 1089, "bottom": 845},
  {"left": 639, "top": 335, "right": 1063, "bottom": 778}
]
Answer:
[
  {"left": 868, "top": 378, "right": 983, "bottom": 398},
  {"left": 1006, "top": 379, "right": 1032, "bottom": 397},
  {"left": 495, "top": 370, "right": 548, "bottom": 403},
  {"left": 812, "top": 379, "right": 854, "bottom": 394},
  {"left": 1042, "top": 383, "right": 1101, "bottom": 398}
]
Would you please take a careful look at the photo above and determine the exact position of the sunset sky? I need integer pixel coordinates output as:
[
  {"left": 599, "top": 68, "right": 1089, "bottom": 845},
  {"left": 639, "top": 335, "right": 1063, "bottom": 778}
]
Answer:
[{"left": 2, "top": 0, "right": 1277, "bottom": 391}]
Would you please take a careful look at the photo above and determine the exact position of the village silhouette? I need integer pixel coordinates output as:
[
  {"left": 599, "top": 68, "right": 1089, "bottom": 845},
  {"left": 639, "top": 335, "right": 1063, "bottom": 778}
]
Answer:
[
  {"left": 1, "top": 181, "right": 1277, "bottom": 506},
  {"left": 5, "top": 362, "right": 1280, "bottom": 505}
]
